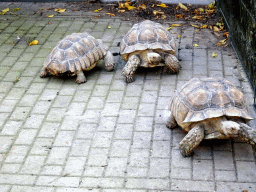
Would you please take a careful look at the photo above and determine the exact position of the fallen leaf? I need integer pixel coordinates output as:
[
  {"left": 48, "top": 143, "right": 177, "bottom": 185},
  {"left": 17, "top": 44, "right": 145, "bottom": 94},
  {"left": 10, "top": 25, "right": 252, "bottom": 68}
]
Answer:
[
  {"left": 166, "top": 27, "right": 173, "bottom": 30},
  {"left": 47, "top": 22, "right": 51, "bottom": 24},
  {"left": 192, "top": 15, "right": 203, "bottom": 20},
  {"left": 206, "top": 9, "right": 215, "bottom": 15},
  {"left": 171, "top": 24, "right": 182, "bottom": 27},
  {"left": 177, "top": 35, "right": 181, "bottom": 38},
  {"left": 94, "top": 8, "right": 102, "bottom": 12},
  {"left": 201, "top": 25, "right": 207, "bottom": 29},
  {"left": 161, "top": 14, "right": 166, "bottom": 19},
  {"left": 29, "top": 40, "right": 39, "bottom": 46},
  {"left": 214, "top": 32, "right": 221, "bottom": 37},
  {"left": 127, "top": 6, "right": 136, "bottom": 10},
  {"left": 107, "top": 25, "right": 111, "bottom": 29},
  {"left": 193, "top": 44, "right": 199, "bottom": 47},
  {"left": 118, "top": 3, "right": 125, "bottom": 9},
  {"left": 223, "top": 32, "right": 229, "bottom": 38},
  {"left": 106, "top": 13, "right": 115, "bottom": 16},
  {"left": 191, "top": 24, "right": 199, "bottom": 28},
  {"left": 94, "top": 15, "right": 99, "bottom": 19},
  {"left": 195, "top": 30, "right": 199, "bottom": 32},
  {"left": 216, "top": 22, "right": 223, "bottom": 27},
  {"left": 219, "top": 39, "right": 227, "bottom": 44},
  {"left": 216, "top": 42, "right": 222, "bottom": 46},
  {"left": 54, "top": 8, "right": 66, "bottom": 13},
  {"left": 46, "top": 15, "right": 54, "bottom": 17},
  {"left": 137, "top": 4, "right": 146, "bottom": 10},
  {"left": 12, "top": 8, "right": 20, "bottom": 12},
  {"left": 211, "top": 52, "right": 217, "bottom": 58},
  {"left": 157, "top": 3, "right": 167, "bottom": 8},
  {"left": 198, "top": 8, "right": 204, "bottom": 12},
  {"left": 2, "top": 8, "right": 9, "bottom": 15},
  {"left": 213, "top": 26, "right": 220, "bottom": 32},
  {"left": 178, "top": 3, "right": 188, "bottom": 11},
  {"left": 153, "top": 10, "right": 164, "bottom": 15},
  {"left": 175, "top": 14, "right": 184, "bottom": 18},
  {"left": 118, "top": 9, "right": 125, "bottom": 13},
  {"left": 208, "top": 2, "right": 215, "bottom": 9}
]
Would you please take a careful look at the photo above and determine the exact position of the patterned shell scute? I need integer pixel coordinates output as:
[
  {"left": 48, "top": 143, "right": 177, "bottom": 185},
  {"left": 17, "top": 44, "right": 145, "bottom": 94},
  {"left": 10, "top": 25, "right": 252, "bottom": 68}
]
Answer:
[
  {"left": 44, "top": 32, "right": 106, "bottom": 74},
  {"left": 177, "top": 77, "right": 252, "bottom": 123},
  {"left": 120, "top": 20, "right": 175, "bottom": 61}
]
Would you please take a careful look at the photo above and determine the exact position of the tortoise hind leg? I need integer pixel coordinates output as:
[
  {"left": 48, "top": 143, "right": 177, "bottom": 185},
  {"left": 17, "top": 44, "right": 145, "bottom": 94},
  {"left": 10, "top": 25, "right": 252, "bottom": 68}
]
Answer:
[
  {"left": 122, "top": 54, "right": 140, "bottom": 83},
  {"left": 179, "top": 124, "right": 204, "bottom": 157},
  {"left": 104, "top": 51, "right": 114, "bottom": 71},
  {"left": 234, "top": 120, "right": 256, "bottom": 147},
  {"left": 165, "top": 54, "right": 181, "bottom": 74},
  {"left": 76, "top": 70, "right": 86, "bottom": 84}
]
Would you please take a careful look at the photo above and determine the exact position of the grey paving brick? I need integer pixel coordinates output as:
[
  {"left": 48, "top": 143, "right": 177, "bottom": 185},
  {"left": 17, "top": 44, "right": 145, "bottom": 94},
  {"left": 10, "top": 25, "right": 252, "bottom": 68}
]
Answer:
[
  {"left": 171, "top": 180, "right": 214, "bottom": 191},
  {"left": 105, "top": 157, "right": 127, "bottom": 177},
  {"left": 129, "top": 148, "right": 150, "bottom": 167},
  {"left": 80, "top": 177, "right": 124, "bottom": 188},
  {"left": 5, "top": 145, "right": 30, "bottom": 163},
  {"left": 193, "top": 159, "right": 214, "bottom": 180},
  {"left": 36, "top": 176, "right": 79, "bottom": 187},
  {"left": 70, "top": 139, "right": 91, "bottom": 157},
  {"left": 153, "top": 124, "right": 171, "bottom": 141},
  {"left": 171, "top": 150, "right": 192, "bottom": 169},
  {"left": 138, "top": 103, "right": 155, "bottom": 116},
  {"left": 236, "top": 161, "right": 256, "bottom": 182},
  {"left": 46, "top": 108, "right": 66, "bottom": 122},
  {"left": 11, "top": 186, "right": 55, "bottom": 192},
  {"left": 149, "top": 158, "right": 170, "bottom": 178},
  {"left": 14, "top": 128, "right": 37, "bottom": 145},
  {"left": 87, "top": 97, "right": 105, "bottom": 109},
  {"left": 0, "top": 163, "right": 20, "bottom": 174},
  {"left": 46, "top": 147, "right": 69, "bottom": 165},
  {"left": 41, "top": 165, "right": 63, "bottom": 176},
  {"left": 101, "top": 103, "right": 121, "bottom": 117},
  {"left": 234, "top": 143, "right": 254, "bottom": 161},
  {"left": 135, "top": 117, "right": 154, "bottom": 132},
  {"left": 87, "top": 148, "right": 108, "bottom": 166},
  {"left": 92, "top": 131, "right": 113, "bottom": 148},
  {"left": 20, "top": 155, "right": 46, "bottom": 174},
  {"left": 77, "top": 123, "right": 96, "bottom": 139},
  {"left": 98, "top": 116, "right": 117, "bottom": 131},
  {"left": 63, "top": 157, "right": 86, "bottom": 176},
  {"left": 126, "top": 179, "right": 169, "bottom": 189},
  {"left": 30, "top": 138, "right": 53, "bottom": 155},
  {"left": 171, "top": 168, "right": 192, "bottom": 180},
  {"left": 110, "top": 140, "right": 131, "bottom": 157},
  {"left": 1, "top": 121, "right": 22, "bottom": 135},
  {"left": 216, "top": 182, "right": 256, "bottom": 192},
  {"left": 122, "top": 96, "right": 140, "bottom": 110},
  {"left": 215, "top": 170, "right": 236, "bottom": 181},
  {"left": 0, "top": 174, "right": 36, "bottom": 185},
  {"left": 213, "top": 150, "right": 235, "bottom": 170},
  {"left": 118, "top": 109, "right": 136, "bottom": 124},
  {"left": 106, "top": 91, "right": 124, "bottom": 103},
  {"left": 54, "top": 131, "right": 75, "bottom": 147},
  {"left": 114, "top": 124, "right": 133, "bottom": 140}
]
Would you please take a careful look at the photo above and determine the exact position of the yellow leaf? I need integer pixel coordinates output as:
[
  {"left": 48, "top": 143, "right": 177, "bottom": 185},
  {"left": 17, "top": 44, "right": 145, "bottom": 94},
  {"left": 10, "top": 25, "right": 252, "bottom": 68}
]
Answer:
[
  {"left": 208, "top": 2, "right": 215, "bottom": 9},
  {"left": 127, "top": 6, "right": 136, "bottom": 10},
  {"left": 2, "top": 8, "right": 9, "bottom": 14},
  {"left": 29, "top": 40, "right": 39, "bottom": 46},
  {"left": 46, "top": 15, "right": 54, "bottom": 17},
  {"left": 107, "top": 25, "right": 111, "bottom": 29},
  {"left": 157, "top": 3, "right": 167, "bottom": 8},
  {"left": 198, "top": 8, "right": 204, "bottom": 12},
  {"left": 223, "top": 32, "right": 229, "bottom": 38},
  {"left": 201, "top": 25, "right": 207, "bottom": 29},
  {"left": 161, "top": 14, "right": 166, "bottom": 19},
  {"left": 178, "top": 3, "right": 188, "bottom": 11},
  {"left": 192, "top": 15, "right": 203, "bottom": 20},
  {"left": 166, "top": 27, "right": 173, "bottom": 30},
  {"left": 138, "top": 4, "right": 147, "bottom": 10},
  {"left": 216, "top": 42, "right": 222, "bottom": 46},
  {"left": 191, "top": 24, "right": 199, "bottom": 28},
  {"left": 118, "top": 3, "right": 125, "bottom": 9},
  {"left": 54, "top": 8, "right": 66, "bottom": 13},
  {"left": 193, "top": 44, "right": 199, "bottom": 47},
  {"left": 118, "top": 10, "right": 125, "bottom": 13},
  {"left": 124, "top": 2, "right": 131, "bottom": 8},
  {"left": 195, "top": 30, "right": 199, "bottom": 32},
  {"left": 94, "top": 8, "right": 102, "bottom": 12},
  {"left": 211, "top": 52, "right": 217, "bottom": 58},
  {"left": 12, "top": 8, "right": 20, "bottom": 12},
  {"left": 219, "top": 39, "right": 227, "bottom": 44},
  {"left": 171, "top": 24, "right": 182, "bottom": 27},
  {"left": 213, "top": 26, "right": 220, "bottom": 32},
  {"left": 177, "top": 35, "right": 181, "bottom": 38},
  {"left": 106, "top": 13, "right": 115, "bottom": 16}
]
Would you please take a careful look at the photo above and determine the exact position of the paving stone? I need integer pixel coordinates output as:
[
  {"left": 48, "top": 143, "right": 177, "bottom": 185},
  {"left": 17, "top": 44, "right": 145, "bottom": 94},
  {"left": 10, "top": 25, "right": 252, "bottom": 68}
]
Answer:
[
  {"left": 193, "top": 159, "right": 214, "bottom": 180},
  {"left": 110, "top": 140, "right": 131, "bottom": 157},
  {"left": 5, "top": 145, "right": 30, "bottom": 163},
  {"left": 126, "top": 179, "right": 169, "bottom": 189},
  {"left": 46, "top": 147, "right": 69, "bottom": 165},
  {"left": 63, "top": 156, "right": 86, "bottom": 176},
  {"left": 105, "top": 157, "right": 127, "bottom": 177},
  {"left": 149, "top": 158, "right": 170, "bottom": 178},
  {"left": 171, "top": 180, "right": 214, "bottom": 191},
  {"left": 236, "top": 161, "right": 256, "bottom": 182}
]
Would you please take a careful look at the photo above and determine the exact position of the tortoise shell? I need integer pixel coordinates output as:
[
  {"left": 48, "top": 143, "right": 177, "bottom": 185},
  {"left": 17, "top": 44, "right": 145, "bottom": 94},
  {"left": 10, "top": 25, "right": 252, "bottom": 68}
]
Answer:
[
  {"left": 169, "top": 77, "right": 252, "bottom": 125},
  {"left": 43, "top": 32, "right": 107, "bottom": 76},
  {"left": 120, "top": 20, "right": 176, "bottom": 61}
]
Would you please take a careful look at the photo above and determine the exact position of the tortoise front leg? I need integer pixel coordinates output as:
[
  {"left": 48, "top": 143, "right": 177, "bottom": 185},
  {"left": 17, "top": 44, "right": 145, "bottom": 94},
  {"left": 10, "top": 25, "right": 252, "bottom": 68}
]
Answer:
[
  {"left": 76, "top": 70, "right": 86, "bottom": 84},
  {"left": 165, "top": 54, "right": 181, "bottom": 74},
  {"left": 166, "top": 112, "right": 177, "bottom": 129},
  {"left": 122, "top": 54, "right": 140, "bottom": 83},
  {"left": 179, "top": 123, "right": 204, "bottom": 157},
  {"left": 104, "top": 51, "right": 114, "bottom": 72},
  {"left": 40, "top": 67, "right": 48, "bottom": 78}
]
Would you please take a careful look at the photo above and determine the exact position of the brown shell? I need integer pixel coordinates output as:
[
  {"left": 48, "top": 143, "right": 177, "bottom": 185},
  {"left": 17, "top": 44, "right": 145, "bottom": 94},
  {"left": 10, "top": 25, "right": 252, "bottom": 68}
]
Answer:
[
  {"left": 43, "top": 32, "right": 106, "bottom": 75},
  {"left": 120, "top": 20, "right": 176, "bottom": 61},
  {"left": 170, "top": 77, "right": 253, "bottom": 124}
]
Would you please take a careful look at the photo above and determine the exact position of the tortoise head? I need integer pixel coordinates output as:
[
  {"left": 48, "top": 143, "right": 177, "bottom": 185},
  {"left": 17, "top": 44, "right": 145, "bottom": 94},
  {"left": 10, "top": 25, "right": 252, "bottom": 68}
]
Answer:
[{"left": 147, "top": 52, "right": 161, "bottom": 66}]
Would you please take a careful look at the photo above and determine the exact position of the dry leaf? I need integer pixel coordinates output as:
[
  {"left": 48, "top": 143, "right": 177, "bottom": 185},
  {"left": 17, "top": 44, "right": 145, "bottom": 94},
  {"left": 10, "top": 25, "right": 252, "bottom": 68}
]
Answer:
[
  {"left": 175, "top": 14, "right": 184, "bottom": 18},
  {"left": 198, "top": 8, "right": 204, "bottom": 12},
  {"left": 137, "top": 4, "right": 146, "bottom": 10},
  {"left": 12, "top": 8, "right": 20, "bottom": 12},
  {"left": 214, "top": 32, "right": 221, "bottom": 37},
  {"left": 219, "top": 39, "right": 227, "bottom": 44},
  {"left": 157, "top": 3, "right": 167, "bottom": 8},
  {"left": 178, "top": 3, "right": 188, "bottom": 11},
  {"left": 216, "top": 22, "right": 223, "bottom": 27},
  {"left": 216, "top": 42, "right": 222, "bottom": 46},
  {"left": 106, "top": 13, "right": 115, "bottom": 16},
  {"left": 107, "top": 25, "right": 111, "bottom": 29},
  {"left": 177, "top": 35, "right": 181, "bottom": 38},
  {"left": 208, "top": 3, "right": 215, "bottom": 9},
  {"left": 195, "top": 30, "right": 199, "bottom": 32},
  {"left": 153, "top": 10, "right": 164, "bottom": 15},
  {"left": 46, "top": 15, "right": 54, "bottom": 17},
  {"left": 211, "top": 52, "right": 217, "bottom": 58},
  {"left": 201, "top": 25, "right": 207, "bottom": 29},
  {"left": 161, "top": 14, "right": 166, "bottom": 19},
  {"left": 223, "top": 32, "right": 229, "bottom": 38},
  {"left": 2, "top": 8, "right": 9, "bottom": 15},
  {"left": 118, "top": 3, "right": 125, "bottom": 9},
  {"left": 94, "top": 15, "right": 99, "bottom": 19},
  {"left": 29, "top": 40, "right": 39, "bottom": 46},
  {"left": 191, "top": 24, "right": 199, "bottom": 28},
  {"left": 192, "top": 15, "right": 203, "bottom": 20},
  {"left": 127, "top": 6, "right": 136, "bottom": 10},
  {"left": 171, "top": 24, "right": 182, "bottom": 27},
  {"left": 166, "top": 27, "right": 173, "bottom": 30},
  {"left": 193, "top": 44, "right": 199, "bottom": 47},
  {"left": 213, "top": 26, "right": 220, "bottom": 32},
  {"left": 118, "top": 10, "right": 125, "bottom": 13}
]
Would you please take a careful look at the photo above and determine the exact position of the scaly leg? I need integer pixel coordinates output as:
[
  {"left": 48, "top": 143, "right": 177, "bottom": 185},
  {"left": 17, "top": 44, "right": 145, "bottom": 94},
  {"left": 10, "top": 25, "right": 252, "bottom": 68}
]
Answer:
[
  {"left": 165, "top": 54, "right": 181, "bottom": 74},
  {"left": 166, "top": 113, "right": 177, "bottom": 129},
  {"left": 179, "top": 124, "right": 204, "bottom": 157},
  {"left": 104, "top": 51, "right": 114, "bottom": 71},
  {"left": 76, "top": 70, "right": 86, "bottom": 84},
  {"left": 40, "top": 68, "right": 48, "bottom": 78},
  {"left": 122, "top": 54, "right": 140, "bottom": 83}
]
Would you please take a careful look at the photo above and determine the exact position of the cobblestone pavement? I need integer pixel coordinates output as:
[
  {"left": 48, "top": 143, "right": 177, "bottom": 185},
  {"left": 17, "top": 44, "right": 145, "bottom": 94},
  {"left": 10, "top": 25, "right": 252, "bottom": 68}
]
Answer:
[{"left": 0, "top": 2, "right": 256, "bottom": 192}]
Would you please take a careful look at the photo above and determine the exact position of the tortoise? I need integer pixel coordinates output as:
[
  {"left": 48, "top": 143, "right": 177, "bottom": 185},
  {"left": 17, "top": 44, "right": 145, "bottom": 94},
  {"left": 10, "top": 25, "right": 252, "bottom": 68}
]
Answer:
[
  {"left": 40, "top": 32, "right": 114, "bottom": 84},
  {"left": 120, "top": 20, "right": 180, "bottom": 83},
  {"left": 166, "top": 77, "right": 256, "bottom": 157}
]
